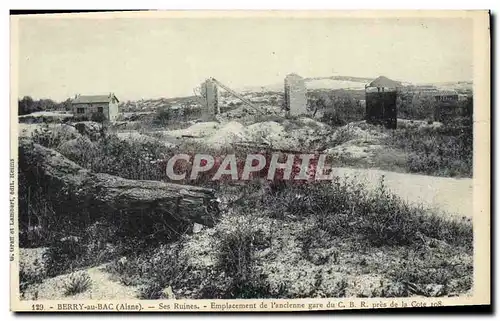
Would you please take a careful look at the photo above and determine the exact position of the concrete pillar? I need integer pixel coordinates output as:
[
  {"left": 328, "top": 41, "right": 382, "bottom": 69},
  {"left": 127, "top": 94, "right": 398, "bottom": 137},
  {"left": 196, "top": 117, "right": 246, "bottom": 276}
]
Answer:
[
  {"left": 284, "top": 73, "right": 307, "bottom": 116},
  {"left": 200, "top": 79, "right": 219, "bottom": 121}
]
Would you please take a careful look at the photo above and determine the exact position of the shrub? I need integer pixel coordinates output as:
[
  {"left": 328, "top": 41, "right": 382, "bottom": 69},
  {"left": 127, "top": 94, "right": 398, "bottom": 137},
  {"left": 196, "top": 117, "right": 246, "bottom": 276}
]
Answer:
[
  {"left": 308, "top": 90, "right": 365, "bottom": 125},
  {"left": 56, "top": 133, "right": 169, "bottom": 181},
  {"left": 18, "top": 139, "right": 65, "bottom": 247},
  {"left": 154, "top": 106, "right": 173, "bottom": 126},
  {"left": 63, "top": 272, "right": 92, "bottom": 296},
  {"left": 385, "top": 123, "right": 472, "bottom": 177},
  {"left": 212, "top": 219, "right": 271, "bottom": 298},
  {"left": 105, "top": 243, "right": 186, "bottom": 299},
  {"left": 19, "top": 264, "right": 45, "bottom": 299},
  {"left": 30, "top": 124, "right": 73, "bottom": 149},
  {"left": 90, "top": 112, "right": 107, "bottom": 123},
  {"left": 321, "top": 110, "right": 346, "bottom": 126},
  {"left": 43, "top": 239, "right": 88, "bottom": 277},
  {"left": 267, "top": 177, "right": 473, "bottom": 250}
]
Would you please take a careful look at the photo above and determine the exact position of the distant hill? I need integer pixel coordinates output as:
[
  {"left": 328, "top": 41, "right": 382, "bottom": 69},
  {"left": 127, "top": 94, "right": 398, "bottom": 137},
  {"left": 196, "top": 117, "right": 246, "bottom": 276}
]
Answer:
[
  {"left": 239, "top": 75, "right": 375, "bottom": 93},
  {"left": 304, "top": 75, "right": 375, "bottom": 83},
  {"left": 239, "top": 76, "right": 472, "bottom": 94}
]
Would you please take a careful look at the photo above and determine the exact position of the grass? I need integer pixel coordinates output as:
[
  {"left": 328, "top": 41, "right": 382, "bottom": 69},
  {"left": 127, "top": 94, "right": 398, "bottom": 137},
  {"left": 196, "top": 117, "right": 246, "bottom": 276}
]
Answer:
[
  {"left": 19, "top": 264, "right": 45, "bottom": 299},
  {"left": 19, "top": 115, "right": 474, "bottom": 299},
  {"left": 212, "top": 221, "right": 271, "bottom": 298},
  {"left": 266, "top": 178, "right": 472, "bottom": 249},
  {"left": 63, "top": 272, "right": 92, "bottom": 296},
  {"left": 102, "top": 177, "right": 472, "bottom": 299},
  {"left": 104, "top": 243, "right": 187, "bottom": 299},
  {"left": 384, "top": 118, "right": 472, "bottom": 177}
]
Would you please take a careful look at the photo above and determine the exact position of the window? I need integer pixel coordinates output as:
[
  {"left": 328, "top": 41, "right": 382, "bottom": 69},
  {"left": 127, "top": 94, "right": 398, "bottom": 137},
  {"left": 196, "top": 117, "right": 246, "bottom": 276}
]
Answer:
[
  {"left": 77, "top": 108, "right": 85, "bottom": 114},
  {"left": 97, "top": 107, "right": 104, "bottom": 113}
]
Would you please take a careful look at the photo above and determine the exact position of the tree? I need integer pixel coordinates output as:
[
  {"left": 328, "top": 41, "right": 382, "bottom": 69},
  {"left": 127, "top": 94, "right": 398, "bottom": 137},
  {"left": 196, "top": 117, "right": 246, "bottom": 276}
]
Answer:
[
  {"left": 18, "top": 96, "right": 62, "bottom": 115},
  {"left": 154, "top": 105, "right": 173, "bottom": 125},
  {"left": 18, "top": 96, "right": 37, "bottom": 115}
]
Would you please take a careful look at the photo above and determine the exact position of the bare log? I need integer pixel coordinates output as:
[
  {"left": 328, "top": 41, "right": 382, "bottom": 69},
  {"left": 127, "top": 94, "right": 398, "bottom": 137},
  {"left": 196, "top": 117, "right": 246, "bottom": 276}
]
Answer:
[{"left": 19, "top": 140, "right": 220, "bottom": 228}]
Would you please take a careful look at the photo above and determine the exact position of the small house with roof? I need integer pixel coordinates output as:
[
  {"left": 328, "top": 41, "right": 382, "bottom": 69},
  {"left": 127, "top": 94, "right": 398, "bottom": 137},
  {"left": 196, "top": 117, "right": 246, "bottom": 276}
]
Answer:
[
  {"left": 365, "top": 76, "right": 402, "bottom": 129},
  {"left": 71, "top": 93, "right": 120, "bottom": 121}
]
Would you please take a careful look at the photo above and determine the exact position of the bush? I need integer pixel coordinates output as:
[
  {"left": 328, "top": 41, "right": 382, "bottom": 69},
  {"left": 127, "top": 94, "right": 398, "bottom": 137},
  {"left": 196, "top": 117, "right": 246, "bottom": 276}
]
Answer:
[
  {"left": 214, "top": 224, "right": 270, "bottom": 298},
  {"left": 63, "top": 272, "right": 92, "bottom": 296},
  {"left": 19, "top": 265, "right": 45, "bottom": 299},
  {"left": 100, "top": 177, "right": 472, "bottom": 299},
  {"left": 18, "top": 139, "right": 65, "bottom": 247},
  {"left": 308, "top": 90, "right": 365, "bottom": 125},
  {"left": 18, "top": 96, "right": 70, "bottom": 116},
  {"left": 267, "top": 178, "right": 473, "bottom": 250},
  {"left": 105, "top": 243, "right": 186, "bottom": 299},
  {"left": 56, "top": 133, "right": 169, "bottom": 181},
  {"left": 154, "top": 106, "right": 173, "bottom": 126},
  {"left": 30, "top": 124, "right": 70, "bottom": 149},
  {"left": 385, "top": 122, "right": 472, "bottom": 177},
  {"left": 43, "top": 239, "right": 88, "bottom": 277},
  {"left": 321, "top": 110, "right": 346, "bottom": 126},
  {"left": 398, "top": 93, "right": 435, "bottom": 120},
  {"left": 90, "top": 112, "right": 107, "bottom": 123}
]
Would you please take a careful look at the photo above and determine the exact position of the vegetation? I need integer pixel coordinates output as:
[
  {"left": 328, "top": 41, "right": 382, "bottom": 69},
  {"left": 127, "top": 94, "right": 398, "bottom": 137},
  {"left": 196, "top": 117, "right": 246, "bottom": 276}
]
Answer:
[
  {"left": 307, "top": 90, "right": 365, "bottom": 126},
  {"left": 19, "top": 263, "right": 45, "bottom": 299},
  {"left": 62, "top": 272, "right": 92, "bottom": 296},
  {"left": 385, "top": 98, "right": 473, "bottom": 177},
  {"left": 90, "top": 112, "right": 107, "bottom": 123},
  {"left": 18, "top": 90, "right": 474, "bottom": 299},
  {"left": 19, "top": 96, "right": 72, "bottom": 115},
  {"left": 101, "top": 177, "right": 472, "bottom": 299}
]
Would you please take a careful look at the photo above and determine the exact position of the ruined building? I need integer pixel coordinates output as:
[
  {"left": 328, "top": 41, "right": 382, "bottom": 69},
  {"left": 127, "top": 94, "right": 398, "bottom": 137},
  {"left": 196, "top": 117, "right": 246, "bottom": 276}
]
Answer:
[
  {"left": 365, "top": 76, "right": 401, "bottom": 129},
  {"left": 200, "top": 79, "right": 219, "bottom": 120},
  {"left": 433, "top": 90, "right": 460, "bottom": 122},
  {"left": 284, "top": 73, "right": 307, "bottom": 116}
]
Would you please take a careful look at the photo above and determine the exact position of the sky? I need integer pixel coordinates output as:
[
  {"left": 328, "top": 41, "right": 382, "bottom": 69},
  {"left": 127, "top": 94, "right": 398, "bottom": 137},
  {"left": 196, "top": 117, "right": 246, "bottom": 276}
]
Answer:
[{"left": 15, "top": 14, "right": 473, "bottom": 101}]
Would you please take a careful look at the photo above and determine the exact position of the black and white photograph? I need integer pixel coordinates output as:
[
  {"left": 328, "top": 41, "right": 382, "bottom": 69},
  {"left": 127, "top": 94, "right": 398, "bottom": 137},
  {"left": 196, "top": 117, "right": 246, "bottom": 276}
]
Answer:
[{"left": 9, "top": 10, "right": 490, "bottom": 311}]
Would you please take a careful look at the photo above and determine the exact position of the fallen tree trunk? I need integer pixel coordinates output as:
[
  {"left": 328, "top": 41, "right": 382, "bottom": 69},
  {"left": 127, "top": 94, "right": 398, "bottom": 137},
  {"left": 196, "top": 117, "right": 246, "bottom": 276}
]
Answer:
[{"left": 19, "top": 140, "right": 220, "bottom": 232}]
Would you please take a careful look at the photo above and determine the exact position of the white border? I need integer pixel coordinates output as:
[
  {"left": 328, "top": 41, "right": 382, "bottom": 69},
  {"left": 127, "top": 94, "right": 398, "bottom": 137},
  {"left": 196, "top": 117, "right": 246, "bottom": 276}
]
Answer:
[{"left": 2, "top": 1, "right": 497, "bottom": 320}]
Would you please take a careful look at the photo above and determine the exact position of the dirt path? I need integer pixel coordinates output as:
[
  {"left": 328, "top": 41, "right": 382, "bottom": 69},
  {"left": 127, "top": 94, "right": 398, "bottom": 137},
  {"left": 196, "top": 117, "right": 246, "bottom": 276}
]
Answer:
[
  {"left": 23, "top": 265, "right": 138, "bottom": 300},
  {"left": 330, "top": 167, "right": 473, "bottom": 219}
]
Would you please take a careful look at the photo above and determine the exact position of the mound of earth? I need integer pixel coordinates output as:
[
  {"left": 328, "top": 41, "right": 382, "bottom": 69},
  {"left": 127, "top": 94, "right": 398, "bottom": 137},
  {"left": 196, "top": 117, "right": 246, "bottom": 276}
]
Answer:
[
  {"left": 164, "top": 122, "right": 221, "bottom": 138},
  {"left": 58, "top": 136, "right": 97, "bottom": 159},
  {"left": 165, "top": 117, "right": 333, "bottom": 151},
  {"left": 324, "top": 122, "right": 389, "bottom": 161},
  {"left": 205, "top": 121, "right": 246, "bottom": 147},
  {"left": 115, "top": 131, "right": 176, "bottom": 148}
]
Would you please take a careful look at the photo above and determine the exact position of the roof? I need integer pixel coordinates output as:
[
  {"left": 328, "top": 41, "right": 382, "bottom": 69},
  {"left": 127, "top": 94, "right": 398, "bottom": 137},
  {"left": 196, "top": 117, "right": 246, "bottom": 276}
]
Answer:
[
  {"left": 434, "top": 90, "right": 458, "bottom": 96},
  {"left": 72, "top": 94, "right": 119, "bottom": 104},
  {"left": 285, "top": 73, "right": 304, "bottom": 79},
  {"left": 367, "top": 76, "right": 402, "bottom": 88}
]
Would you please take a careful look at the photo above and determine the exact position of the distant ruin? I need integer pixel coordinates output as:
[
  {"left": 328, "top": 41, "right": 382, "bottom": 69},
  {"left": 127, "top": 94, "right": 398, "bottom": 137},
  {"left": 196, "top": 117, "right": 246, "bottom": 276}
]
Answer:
[
  {"left": 284, "top": 73, "right": 307, "bottom": 116},
  {"left": 433, "top": 90, "right": 459, "bottom": 123},
  {"left": 365, "top": 76, "right": 401, "bottom": 129}
]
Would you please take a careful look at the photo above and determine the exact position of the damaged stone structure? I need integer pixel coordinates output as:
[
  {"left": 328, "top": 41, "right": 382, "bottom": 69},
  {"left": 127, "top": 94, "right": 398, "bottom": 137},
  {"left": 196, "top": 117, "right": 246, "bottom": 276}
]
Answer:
[
  {"left": 365, "top": 76, "right": 401, "bottom": 129},
  {"left": 433, "top": 90, "right": 460, "bottom": 123},
  {"left": 284, "top": 73, "right": 307, "bottom": 117},
  {"left": 200, "top": 79, "right": 219, "bottom": 120}
]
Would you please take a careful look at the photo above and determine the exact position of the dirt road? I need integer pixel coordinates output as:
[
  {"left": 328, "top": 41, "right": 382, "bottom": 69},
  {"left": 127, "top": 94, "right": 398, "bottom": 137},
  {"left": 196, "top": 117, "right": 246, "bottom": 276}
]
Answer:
[
  {"left": 22, "top": 265, "right": 138, "bottom": 300},
  {"left": 330, "top": 167, "right": 473, "bottom": 219}
]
